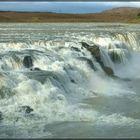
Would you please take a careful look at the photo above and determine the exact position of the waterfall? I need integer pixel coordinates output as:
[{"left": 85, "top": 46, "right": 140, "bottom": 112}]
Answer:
[{"left": 0, "top": 23, "right": 140, "bottom": 138}]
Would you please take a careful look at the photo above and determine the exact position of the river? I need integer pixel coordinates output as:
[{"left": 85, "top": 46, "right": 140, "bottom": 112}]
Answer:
[{"left": 0, "top": 23, "right": 140, "bottom": 138}]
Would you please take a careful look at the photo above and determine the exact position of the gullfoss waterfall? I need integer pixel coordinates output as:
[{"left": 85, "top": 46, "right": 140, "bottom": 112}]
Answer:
[{"left": 0, "top": 23, "right": 140, "bottom": 138}]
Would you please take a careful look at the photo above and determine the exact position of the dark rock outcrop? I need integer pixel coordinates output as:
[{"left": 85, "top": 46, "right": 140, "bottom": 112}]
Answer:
[
  {"left": 81, "top": 42, "right": 114, "bottom": 76},
  {"left": 103, "top": 66, "right": 114, "bottom": 76},
  {"left": 0, "top": 111, "right": 3, "bottom": 121},
  {"left": 19, "top": 106, "right": 34, "bottom": 114},
  {"left": 80, "top": 42, "right": 92, "bottom": 49},
  {"left": 80, "top": 42, "right": 100, "bottom": 56},
  {"left": 71, "top": 46, "right": 81, "bottom": 52},
  {"left": 80, "top": 42, "right": 103, "bottom": 65},
  {"left": 33, "top": 67, "right": 41, "bottom": 71},
  {"left": 30, "top": 67, "right": 41, "bottom": 71},
  {"left": 70, "top": 79, "right": 76, "bottom": 84},
  {"left": 23, "top": 56, "right": 33, "bottom": 68}
]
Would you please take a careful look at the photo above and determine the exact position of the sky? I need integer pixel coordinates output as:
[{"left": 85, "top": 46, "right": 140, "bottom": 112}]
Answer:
[{"left": 0, "top": 2, "right": 140, "bottom": 13}]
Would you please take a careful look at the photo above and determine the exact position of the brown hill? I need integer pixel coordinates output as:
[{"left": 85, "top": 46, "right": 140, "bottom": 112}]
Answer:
[
  {"left": 103, "top": 7, "right": 140, "bottom": 14},
  {"left": 0, "top": 7, "right": 140, "bottom": 23}
]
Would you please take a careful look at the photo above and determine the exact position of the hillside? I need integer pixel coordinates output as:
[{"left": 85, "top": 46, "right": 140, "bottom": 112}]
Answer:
[{"left": 0, "top": 7, "right": 140, "bottom": 23}]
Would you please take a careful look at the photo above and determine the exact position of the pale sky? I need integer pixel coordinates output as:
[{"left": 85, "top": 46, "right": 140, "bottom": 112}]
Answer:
[{"left": 0, "top": 2, "right": 139, "bottom": 13}]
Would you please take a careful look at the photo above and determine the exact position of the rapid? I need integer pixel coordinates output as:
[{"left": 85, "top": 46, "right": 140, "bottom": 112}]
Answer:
[{"left": 0, "top": 23, "right": 140, "bottom": 138}]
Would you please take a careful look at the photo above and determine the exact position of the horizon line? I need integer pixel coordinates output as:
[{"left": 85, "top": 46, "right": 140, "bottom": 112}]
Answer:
[{"left": 0, "top": 0, "right": 140, "bottom": 2}]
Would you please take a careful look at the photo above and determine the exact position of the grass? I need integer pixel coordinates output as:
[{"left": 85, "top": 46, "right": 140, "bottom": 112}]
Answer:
[{"left": 0, "top": 7, "right": 140, "bottom": 23}]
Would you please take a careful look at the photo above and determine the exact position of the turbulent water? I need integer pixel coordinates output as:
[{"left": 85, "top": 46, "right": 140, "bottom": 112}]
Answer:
[{"left": 0, "top": 23, "right": 140, "bottom": 138}]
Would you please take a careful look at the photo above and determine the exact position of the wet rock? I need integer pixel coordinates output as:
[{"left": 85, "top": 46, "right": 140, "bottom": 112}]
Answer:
[
  {"left": 71, "top": 46, "right": 81, "bottom": 52},
  {"left": 108, "top": 50, "right": 121, "bottom": 63},
  {"left": 81, "top": 42, "right": 100, "bottom": 56},
  {"left": 71, "top": 79, "right": 76, "bottom": 83},
  {"left": 0, "top": 111, "right": 3, "bottom": 121},
  {"left": 81, "top": 42, "right": 115, "bottom": 76},
  {"left": 34, "top": 67, "right": 41, "bottom": 71},
  {"left": 19, "top": 106, "right": 34, "bottom": 114},
  {"left": 80, "top": 42, "right": 92, "bottom": 49},
  {"left": 30, "top": 67, "right": 41, "bottom": 71},
  {"left": 23, "top": 56, "right": 33, "bottom": 68},
  {"left": 103, "top": 66, "right": 114, "bottom": 76},
  {"left": 81, "top": 42, "right": 114, "bottom": 75},
  {"left": 77, "top": 57, "right": 97, "bottom": 71},
  {"left": 88, "top": 46, "right": 100, "bottom": 58},
  {"left": 80, "top": 42, "right": 103, "bottom": 65}
]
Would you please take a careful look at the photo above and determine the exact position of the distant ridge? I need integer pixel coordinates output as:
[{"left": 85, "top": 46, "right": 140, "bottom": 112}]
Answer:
[
  {"left": 103, "top": 7, "right": 140, "bottom": 15},
  {"left": 0, "top": 7, "right": 140, "bottom": 23}
]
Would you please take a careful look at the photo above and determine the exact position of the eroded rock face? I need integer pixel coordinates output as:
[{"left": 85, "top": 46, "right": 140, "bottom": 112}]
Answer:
[
  {"left": 88, "top": 46, "right": 100, "bottom": 58},
  {"left": 81, "top": 42, "right": 114, "bottom": 76},
  {"left": 81, "top": 42, "right": 100, "bottom": 57},
  {"left": 23, "top": 56, "right": 33, "bottom": 68},
  {"left": 80, "top": 42, "right": 103, "bottom": 64}
]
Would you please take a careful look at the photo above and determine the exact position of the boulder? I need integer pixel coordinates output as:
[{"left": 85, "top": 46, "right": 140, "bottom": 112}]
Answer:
[
  {"left": 34, "top": 67, "right": 41, "bottom": 71},
  {"left": 30, "top": 67, "right": 41, "bottom": 71},
  {"left": 70, "top": 79, "right": 76, "bottom": 84},
  {"left": 23, "top": 56, "right": 33, "bottom": 68},
  {"left": 19, "top": 106, "right": 34, "bottom": 114}
]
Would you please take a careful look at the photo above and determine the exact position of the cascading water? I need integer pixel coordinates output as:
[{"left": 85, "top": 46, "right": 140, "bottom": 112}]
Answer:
[{"left": 0, "top": 23, "right": 140, "bottom": 138}]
